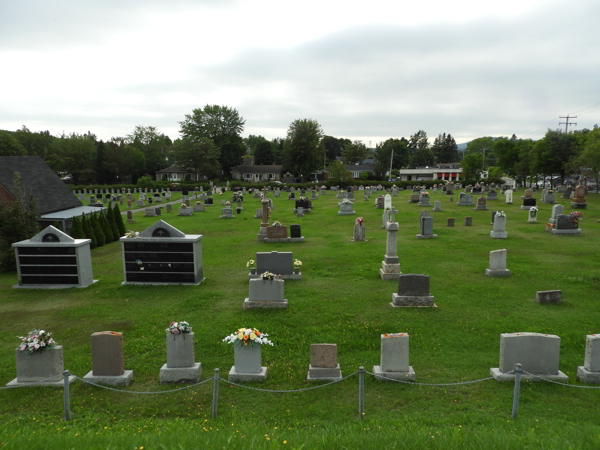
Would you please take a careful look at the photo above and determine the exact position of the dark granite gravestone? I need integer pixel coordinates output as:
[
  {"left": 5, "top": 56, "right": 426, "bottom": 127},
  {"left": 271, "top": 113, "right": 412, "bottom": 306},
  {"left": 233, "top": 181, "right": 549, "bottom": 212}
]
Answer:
[
  {"left": 295, "top": 198, "right": 311, "bottom": 209},
  {"left": 397, "top": 274, "right": 429, "bottom": 296},
  {"left": 205, "top": 198, "right": 213, "bottom": 205},
  {"left": 290, "top": 224, "right": 301, "bottom": 238},
  {"left": 556, "top": 214, "right": 577, "bottom": 230},
  {"left": 182, "top": 191, "right": 189, "bottom": 196},
  {"left": 524, "top": 198, "right": 536, "bottom": 206}
]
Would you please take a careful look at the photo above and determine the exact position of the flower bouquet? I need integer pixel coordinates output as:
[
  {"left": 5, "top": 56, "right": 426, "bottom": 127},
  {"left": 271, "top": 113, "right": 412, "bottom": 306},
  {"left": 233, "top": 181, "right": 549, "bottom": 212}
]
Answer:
[
  {"left": 495, "top": 211, "right": 506, "bottom": 218},
  {"left": 569, "top": 211, "right": 584, "bottom": 225},
  {"left": 261, "top": 271, "right": 277, "bottom": 280},
  {"left": 246, "top": 259, "right": 256, "bottom": 274},
  {"left": 342, "top": 198, "right": 353, "bottom": 204},
  {"left": 223, "top": 328, "right": 274, "bottom": 346},
  {"left": 272, "top": 220, "right": 282, "bottom": 227},
  {"left": 166, "top": 321, "right": 190, "bottom": 335},
  {"left": 18, "top": 329, "right": 57, "bottom": 354},
  {"left": 124, "top": 230, "right": 139, "bottom": 238},
  {"left": 293, "top": 259, "right": 302, "bottom": 274}
]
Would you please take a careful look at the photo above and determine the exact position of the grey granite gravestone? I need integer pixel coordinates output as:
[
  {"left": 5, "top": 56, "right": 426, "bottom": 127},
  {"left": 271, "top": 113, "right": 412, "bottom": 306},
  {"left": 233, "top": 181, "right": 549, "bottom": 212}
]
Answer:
[{"left": 391, "top": 274, "right": 436, "bottom": 307}]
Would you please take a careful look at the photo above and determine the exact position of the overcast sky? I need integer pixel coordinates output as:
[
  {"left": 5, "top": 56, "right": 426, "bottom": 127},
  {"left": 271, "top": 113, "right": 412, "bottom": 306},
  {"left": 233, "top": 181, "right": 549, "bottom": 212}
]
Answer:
[{"left": 1, "top": 0, "right": 599, "bottom": 146}]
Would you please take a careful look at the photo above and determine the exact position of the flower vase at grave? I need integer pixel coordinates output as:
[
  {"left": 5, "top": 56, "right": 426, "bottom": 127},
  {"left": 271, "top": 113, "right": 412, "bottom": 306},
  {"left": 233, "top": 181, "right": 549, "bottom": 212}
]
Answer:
[
  {"left": 293, "top": 267, "right": 300, "bottom": 274},
  {"left": 250, "top": 268, "right": 257, "bottom": 275},
  {"left": 234, "top": 343, "right": 262, "bottom": 373}
]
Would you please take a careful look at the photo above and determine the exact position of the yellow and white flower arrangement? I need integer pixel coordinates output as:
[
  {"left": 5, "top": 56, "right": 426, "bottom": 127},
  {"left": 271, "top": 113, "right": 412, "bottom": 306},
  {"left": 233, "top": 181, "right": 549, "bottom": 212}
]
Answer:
[
  {"left": 246, "top": 259, "right": 256, "bottom": 269},
  {"left": 294, "top": 259, "right": 302, "bottom": 268},
  {"left": 223, "top": 327, "right": 274, "bottom": 346}
]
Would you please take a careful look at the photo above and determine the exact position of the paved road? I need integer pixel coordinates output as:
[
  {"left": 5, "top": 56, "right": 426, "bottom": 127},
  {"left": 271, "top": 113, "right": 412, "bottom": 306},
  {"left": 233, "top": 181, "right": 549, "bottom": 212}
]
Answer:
[{"left": 120, "top": 198, "right": 184, "bottom": 215}]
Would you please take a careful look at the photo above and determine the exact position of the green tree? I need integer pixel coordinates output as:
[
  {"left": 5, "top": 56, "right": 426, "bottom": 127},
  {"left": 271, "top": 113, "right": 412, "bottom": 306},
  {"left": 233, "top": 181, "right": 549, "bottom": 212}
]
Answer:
[
  {"left": 47, "top": 132, "right": 96, "bottom": 184},
  {"left": 81, "top": 214, "right": 96, "bottom": 249},
  {"left": 411, "top": 147, "right": 435, "bottom": 168},
  {"left": 98, "top": 211, "right": 112, "bottom": 243},
  {"left": 12, "top": 126, "right": 54, "bottom": 159},
  {"left": 327, "top": 160, "right": 352, "bottom": 184},
  {"left": 574, "top": 128, "right": 600, "bottom": 192},
  {"left": 283, "top": 118, "right": 324, "bottom": 180},
  {"left": 271, "top": 138, "right": 286, "bottom": 165},
  {"left": 343, "top": 140, "right": 368, "bottom": 164},
  {"left": 107, "top": 205, "right": 120, "bottom": 240},
  {"left": 465, "top": 137, "right": 496, "bottom": 167},
  {"left": 322, "top": 136, "right": 349, "bottom": 164},
  {"left": 461, "top": 152, "right": 484, "bottom": 180},
  {"left": 127, "top": 125, "right": 172, "bottom": 175},
  {"left": 0, "top": 173, "right": 40, "bottom": 272},
  {"left": 373, "top": 138, "right": 410, "bottom": 179},
  {"left": 253, "top": 138, "right": 276, "bottom": 165},
  {"left": 103, "top": 142, "right": 146, "bottom": 184},
  {"left": 514, "top": 139, "right": 535, "bottom": 186},
  {"left": 90, "top": 213, "right": 105, "bottom": 247},
  {"left": 431, "top": 133, "right": 459, "bottom": 163},
  {"left": 493, "top": 136, "right": 520, "bottom": 178},
  {"left": 69, "top": 216, "right": 85, "bottom": 239},
  {"left": 172, "top": 137, "right": 221, "bottom": 180},
  {"left": 531, "top": 129, "right": 581, "bottom": 186},
  {"left": 112, "top": 204, "right": 126, "bottom": 237},
  {"left": 408, "top": 130, "right": 429, "bottom": 159},
  {"left": 0, "top": 130, "right": 27, "bottom": 156},
  {"left": 179, "top": 105, "right": 246, "bottom": 179}
]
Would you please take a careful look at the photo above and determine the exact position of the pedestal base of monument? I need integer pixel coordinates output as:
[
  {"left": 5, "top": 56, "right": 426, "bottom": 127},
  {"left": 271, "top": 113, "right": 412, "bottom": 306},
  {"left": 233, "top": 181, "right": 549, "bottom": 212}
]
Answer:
[
  {"left": 159, "top": 363, "right": 202, "bottom": 384},
  {"left": 416, "top": 234, "right": 438, "bottom": 239},
  {"left": 14, "top": 280, "right": 99, "bottom": 290},
  {"left": 551, "top": 229, "right": 582, "bottom": 235},
  {"left": 83, "top": 370, "right": 133, "bottom": 387},
  {"left": 418, "top": 203, "right": 431, "bottom": 207},
  {"left": 307, "top": 364, "right": 342, "bottom": 381},
  {"left": 576, "top": 366, "right": 600, "bottom": 384},
  {"left": 372, "top": 365, "right": 416, "bottom": 381},
  {"left": 228, "top": 366, "right": 268, "bottom": 383},
  {"left": 485, "top": 268, "right": 512, "bottom": 277},
  {"left": 219, "top": 215, "right": 235, "bottom": 219},
  {"left": 338, "top": 211, "right": 356, "bottom": 215},
  {"left": 489, "top": 231, "right": 508, "bottom": 239},
  {"left": 243, "top": 298, "right": 288, "bottom": 309},
  {"left": 248, "top": 273, "right": 302, "bottom": 280},
  {"left": 505, "top": 201, "right": 513, "bottom": 205},
  {"left": 121, "top": 278, "right": 204, "bottom": 286},
  {"left": 474, "top": 205, "right": 488, "bottom": 210},
  {"left": 7, "top": 374, "right": 76, "bottom": 387},
  {"left": 489, "top": 368, "right": 568, "bottom": 382},
  {"left": 391, "top": 294, "right": 436, "bottom": 307},
  {"left": 263, "top": 237, "right": 304, "bottom": 243},
  {"left": 570, "top": 202, "right": 587, "bottom": 209},
  {"left": 380, "top": 259, "right": 401, "bottom": 280}
]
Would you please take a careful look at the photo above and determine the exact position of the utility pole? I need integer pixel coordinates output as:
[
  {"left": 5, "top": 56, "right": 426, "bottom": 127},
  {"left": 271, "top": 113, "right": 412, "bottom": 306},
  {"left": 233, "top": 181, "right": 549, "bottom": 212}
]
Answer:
[{"left": 559, "top": 115, "right": 577, "bottom": 133}]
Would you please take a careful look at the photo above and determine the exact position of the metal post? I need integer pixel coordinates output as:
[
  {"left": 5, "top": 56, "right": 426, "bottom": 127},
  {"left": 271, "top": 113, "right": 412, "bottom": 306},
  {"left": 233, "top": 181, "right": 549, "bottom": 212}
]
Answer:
[
  {"left": 358, "top": 366, "right": 365, "bottom": 419},
  {"left": 512, "top": 363, "right": 522, "bottom": 419},
  {"left": 212, "top": 368, "right": 220, "bottom": 419},
  {"left": 63, "top": 371, "right": 71, "bottom": 421}
]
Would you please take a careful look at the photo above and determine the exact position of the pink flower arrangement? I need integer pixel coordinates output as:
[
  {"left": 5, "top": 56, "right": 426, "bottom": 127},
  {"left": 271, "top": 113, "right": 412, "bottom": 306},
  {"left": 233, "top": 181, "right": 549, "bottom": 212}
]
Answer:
[{"left": 18, "top": 329, "right": 57, "bottom": 354}]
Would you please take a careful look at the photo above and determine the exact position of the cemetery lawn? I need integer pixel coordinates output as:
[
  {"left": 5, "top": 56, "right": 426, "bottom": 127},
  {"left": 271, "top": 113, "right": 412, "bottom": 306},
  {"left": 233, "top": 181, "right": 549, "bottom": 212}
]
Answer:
[{"left": 1, "top": 189, "right": 600, "bottom": 449}]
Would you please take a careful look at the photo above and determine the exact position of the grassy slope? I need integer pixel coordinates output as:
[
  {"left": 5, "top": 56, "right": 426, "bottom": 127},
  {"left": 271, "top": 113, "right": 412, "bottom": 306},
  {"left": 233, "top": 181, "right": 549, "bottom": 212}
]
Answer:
[{"left": 1, "top": 188, "right": 599, "bottom": 449}]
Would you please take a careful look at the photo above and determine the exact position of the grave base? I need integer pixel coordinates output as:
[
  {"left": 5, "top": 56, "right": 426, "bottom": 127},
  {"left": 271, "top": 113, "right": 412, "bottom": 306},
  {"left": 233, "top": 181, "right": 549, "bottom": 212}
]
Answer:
[
  {"left": 551, "top": 229, "right": 582, "bottom": 235},
  {"left": 489, "top": 368, "right": 568, "bottom": 382},
  {"left": 485, "top": 268, "right": 512, "bottom": 277},
  {"left": 219, "top": 215, "right": 235, "bottom": 219},
  {"left": 263, "top": 237, "right": 305, "bottom": 243},
  {"left": 380, "top": 268, "right": 401, "bottom": 281},
  {"left": 489, "top": 231, "right": 508, "bottom": 239},
  {"left": 418, "top": 203, "right": 431, "bottom": 207},
  {"left": 391, "top": 293, "right": 436, "bottom": 307},
  {"left": 243, "top": 298, "right": 288, "bottom": 309},
  {"left": 432, "top": 208, "right": 442, "bottom": 212},
  {"left": 372, "top": 365, "right": 416, "bottom": 381},
  {"left": 6, "top": 374, "right": 75, "bottom": 387},
  {"left": 337, "top": 211, "right": 356, "bottom": 215},
  {"left": 576, "top": 366, "right": 600, "bottom": 384},
  {"left": 456, "top": 202, "right": 474, "bottom": 206},
  {"left": 505, "top": 201, "right": 513, "bottom": 205},
  {"left": 416, "top": 234, "right": 438, "bottom": 239},
  {"left": 228, "top": 366, "right": 268, "bottom": 383},
  {"left": 307, "top": 364, "right": 342, "bottom": 381},
  {"left": 83, "top": 370, "right": 134, "bottom": 386},
  {"left": 121, "top": 278, "right": 204, "bottom": 286},
  {"left": 474, "top": 205, "right": 489, "bottom": 210},
  {"left": 248, "top": 273, "right": 301, "bottom": 280},
  {"left": 13, "top": 279, "right": 99, "bottom": 289},
  {"left": 159, "top": 363, "right": 202, "bottom": 384},
  {"left": 570, "top": 202, "right": 587, "bottom": 209},
  {"left": 520, "top": 205, "right": 534, "bottom": 210}
]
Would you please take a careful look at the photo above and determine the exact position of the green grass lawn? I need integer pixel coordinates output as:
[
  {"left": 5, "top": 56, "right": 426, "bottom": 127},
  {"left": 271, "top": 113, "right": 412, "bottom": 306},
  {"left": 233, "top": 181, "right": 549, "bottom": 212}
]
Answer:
[{"left": 1, "top": 188, "right": 600, "bottom": 449}]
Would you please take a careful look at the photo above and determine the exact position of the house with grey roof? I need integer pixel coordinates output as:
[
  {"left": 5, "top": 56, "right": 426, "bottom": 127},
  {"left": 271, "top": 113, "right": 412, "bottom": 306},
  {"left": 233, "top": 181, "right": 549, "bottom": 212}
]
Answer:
[
  {"left": 230, "top": 158, "right": 283, "bottom": 182},
  {"left": 0, "top": 156, "right": 107, "bottom": 233}
]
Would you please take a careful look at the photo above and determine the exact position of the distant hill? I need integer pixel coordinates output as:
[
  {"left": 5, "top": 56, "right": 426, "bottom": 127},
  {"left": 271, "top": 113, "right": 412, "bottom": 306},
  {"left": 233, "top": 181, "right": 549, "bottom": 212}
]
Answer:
[{"left": 457, "top": 142, "right": 469, "bottom": 152}]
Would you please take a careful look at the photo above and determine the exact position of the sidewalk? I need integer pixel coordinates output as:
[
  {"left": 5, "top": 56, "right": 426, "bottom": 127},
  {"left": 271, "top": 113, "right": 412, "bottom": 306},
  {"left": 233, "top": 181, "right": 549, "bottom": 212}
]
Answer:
[{"left": 120, "top": 198, "right": 183, "bottom": 215}]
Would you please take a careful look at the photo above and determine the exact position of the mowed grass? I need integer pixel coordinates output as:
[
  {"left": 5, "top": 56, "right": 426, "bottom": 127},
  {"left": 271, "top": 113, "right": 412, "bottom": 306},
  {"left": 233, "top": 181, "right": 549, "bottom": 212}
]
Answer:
[{"left": 1, "top": 188, "right": 600, "bottom": 449}]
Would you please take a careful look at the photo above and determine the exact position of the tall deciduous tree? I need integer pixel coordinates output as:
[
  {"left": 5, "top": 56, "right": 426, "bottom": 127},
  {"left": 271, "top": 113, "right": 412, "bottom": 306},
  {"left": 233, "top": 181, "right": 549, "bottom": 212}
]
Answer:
[
  {"left": 411, "top": 147, "right": 435, "bottom": 168},
  {"left": 431, "top": 133, "right": 459, "bottom": 163},
  {"left": 461, "top": 152, "right": 484, "bottom": 180},
  {"left": 127, "top": 125, "right": 172, "bottom": 175},
  {"left": 283, "top": 118, "right": 324, "bottom": 180},
  {"left": 12, "top": 126, "right": 54, "bottom": 159},
  {"left": 408, "top": 130, "right": 429, "bottom": 159},
  {"left": 343, "top": 140, "right": 368, "bottom": 164},
  {"left": 373, "top": 138, "right": 410, "bottom": 179},
  {"left": 0, "top": 130, "right": 27, "bottom": 156},
  {"left": 465, "top": 137, "right": 496, "bottom": 167},
  {"left": 253, "top": 138, "right": 276, "bottom": 165},
  {"left": 47, "top": 132, "right": 96, "bottom": 184},
  {"left": 327, "top": 160, "right": 352, "bottom": 184},
  {"left": 575, "top": 128, "right": 600, "bottom": 192},
  {"left": 172, "top": 137, "right": 220, "bottom": 180},
  {"left": 179, "top": 105, "right": 246, "bottom": 179},
  {"left": 103, "top": 142, "right": 146, "bottom": 183}
]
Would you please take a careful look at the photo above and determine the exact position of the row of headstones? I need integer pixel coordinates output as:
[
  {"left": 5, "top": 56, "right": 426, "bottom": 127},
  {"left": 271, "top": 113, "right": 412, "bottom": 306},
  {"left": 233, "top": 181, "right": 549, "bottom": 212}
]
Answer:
[{"left": 13, "top": 331, "right": 600, "bottom": 386}]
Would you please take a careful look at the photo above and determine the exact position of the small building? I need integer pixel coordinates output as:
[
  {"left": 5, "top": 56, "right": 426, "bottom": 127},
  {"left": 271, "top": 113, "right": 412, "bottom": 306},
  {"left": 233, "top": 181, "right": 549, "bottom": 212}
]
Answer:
[
  {"left": 0, "top": 156, "right": 106, "bottom": 234},
  {"left": 230, "top": 159, "right": 283, "bottom": 182},
  {"left": 399, "top": 164, "right": 463, "bottom": 182},
  {"left": 155, "top": 166, "right": 204, "bottom": 182}
]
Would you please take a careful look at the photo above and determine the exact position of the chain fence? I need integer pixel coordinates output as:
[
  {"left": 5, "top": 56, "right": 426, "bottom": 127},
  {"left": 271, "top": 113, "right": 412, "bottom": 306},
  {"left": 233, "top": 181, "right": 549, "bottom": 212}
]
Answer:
[{"left": 2, "top": 364, "right": 599, "bottom": 421}]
